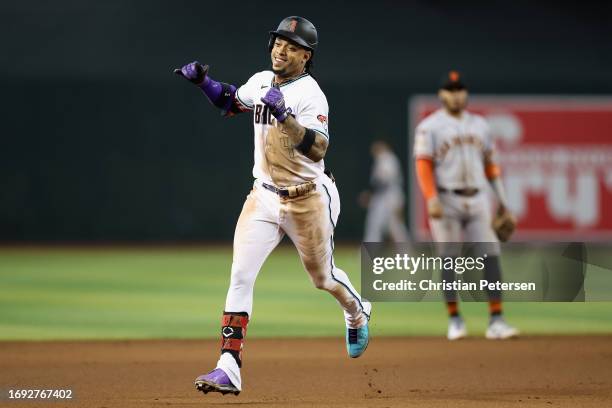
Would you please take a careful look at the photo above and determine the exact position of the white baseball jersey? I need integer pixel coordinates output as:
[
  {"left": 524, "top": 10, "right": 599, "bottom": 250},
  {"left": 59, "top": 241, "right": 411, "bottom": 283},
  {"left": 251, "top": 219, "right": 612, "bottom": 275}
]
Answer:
[
  {"left": 235, "top": 70, "right": 329, "bottom": 187},
  {"left": 364, "top": 149, "right": 409, "bottom": 242},
  {"left": 371, "top": 150, "right": 404, "bottom": 193},
  {"left": 414, "top": 109, "right": 495, "bottom": 190},
  {"left": 217, "top": 72, "right": 370, "bottom": 389}
]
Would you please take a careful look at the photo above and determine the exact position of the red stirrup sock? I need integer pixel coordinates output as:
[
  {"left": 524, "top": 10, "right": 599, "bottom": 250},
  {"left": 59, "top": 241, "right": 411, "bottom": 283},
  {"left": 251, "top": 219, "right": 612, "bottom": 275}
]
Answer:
[{"left": 220, "top": 312, "right": 249, "bottom": 367}]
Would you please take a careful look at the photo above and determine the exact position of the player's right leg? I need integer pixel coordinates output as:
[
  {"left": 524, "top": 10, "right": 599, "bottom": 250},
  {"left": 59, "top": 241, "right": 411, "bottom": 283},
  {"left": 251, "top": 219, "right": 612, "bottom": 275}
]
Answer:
[{"left": 195, "top": 186, "right": 284, "bottom": 395}]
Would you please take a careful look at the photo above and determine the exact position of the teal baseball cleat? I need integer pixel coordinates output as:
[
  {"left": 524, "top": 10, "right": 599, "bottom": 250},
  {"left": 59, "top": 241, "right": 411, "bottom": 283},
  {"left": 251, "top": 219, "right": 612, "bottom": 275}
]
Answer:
[{"left": 346, "top": 324, "right": 369, "bottom": 358}]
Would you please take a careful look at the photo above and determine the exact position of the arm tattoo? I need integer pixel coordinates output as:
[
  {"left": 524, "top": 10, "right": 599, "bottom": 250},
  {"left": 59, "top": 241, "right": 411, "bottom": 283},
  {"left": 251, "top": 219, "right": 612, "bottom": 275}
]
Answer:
[{"left": 277, "top": 116, "right": 328, "bottom": 162}]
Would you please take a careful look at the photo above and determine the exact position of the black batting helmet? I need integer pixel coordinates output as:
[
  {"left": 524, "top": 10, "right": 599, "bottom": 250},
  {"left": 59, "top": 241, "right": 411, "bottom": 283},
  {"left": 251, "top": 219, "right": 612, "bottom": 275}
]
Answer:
[{"left": 268, "top": 16, "right": 318, "bottom": 52}]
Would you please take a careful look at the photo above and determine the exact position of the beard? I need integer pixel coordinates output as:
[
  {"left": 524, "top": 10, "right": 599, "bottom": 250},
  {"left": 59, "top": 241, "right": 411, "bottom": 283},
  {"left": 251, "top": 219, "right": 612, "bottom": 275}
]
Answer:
[
  {"left": 443, "top": 100, "right": 467, "bottom": 114},
  {"left": 447, "top": 105, "right": 463, "bottom": 114},
  {"left": 272, "top": 66, "right": 289, "bottom": 78}
]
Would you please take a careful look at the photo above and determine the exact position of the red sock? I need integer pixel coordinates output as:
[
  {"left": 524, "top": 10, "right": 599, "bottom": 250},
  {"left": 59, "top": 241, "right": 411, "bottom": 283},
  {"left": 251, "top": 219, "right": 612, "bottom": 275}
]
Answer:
[
  {"left": 447, "top": 301, "right": 459, "bottom": 317},
  {"left": 220, "top": 312, "right": 249, "bottom": 367},
  {"left": 489, "top": 300, "right": 502, "bottom": 317}
]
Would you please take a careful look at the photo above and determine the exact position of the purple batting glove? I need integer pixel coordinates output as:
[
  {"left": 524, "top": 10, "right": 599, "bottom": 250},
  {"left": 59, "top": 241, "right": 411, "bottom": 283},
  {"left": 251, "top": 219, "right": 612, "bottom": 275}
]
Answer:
[
  {"left": 173, "top": 61, "right": 209, "bottom": 86},
  {"left": 260, "top": 86, "right": 291, "bottom": 122}
]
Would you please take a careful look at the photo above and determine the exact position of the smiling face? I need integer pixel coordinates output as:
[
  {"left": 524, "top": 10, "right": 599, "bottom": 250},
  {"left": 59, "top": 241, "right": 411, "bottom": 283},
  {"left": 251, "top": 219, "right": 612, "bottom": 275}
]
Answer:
[{"left": 270, "top": 36, "right": 312, "bottom": 80}]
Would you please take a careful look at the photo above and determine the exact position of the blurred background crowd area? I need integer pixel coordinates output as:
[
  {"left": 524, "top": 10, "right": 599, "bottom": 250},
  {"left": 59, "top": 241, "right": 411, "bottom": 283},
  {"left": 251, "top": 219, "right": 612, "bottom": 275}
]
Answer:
[{"left": 2, "top": 0, "right": 611, "bottom": 242}]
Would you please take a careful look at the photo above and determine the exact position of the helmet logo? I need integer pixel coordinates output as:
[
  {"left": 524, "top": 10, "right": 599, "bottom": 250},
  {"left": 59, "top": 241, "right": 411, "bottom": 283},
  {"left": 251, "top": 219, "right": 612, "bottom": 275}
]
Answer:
[
  {"left": 449, "top": 71, "right": 460, "bottom": 82},
  {"left": 288, "top": 19, "right": 298, "bottom": 32}
]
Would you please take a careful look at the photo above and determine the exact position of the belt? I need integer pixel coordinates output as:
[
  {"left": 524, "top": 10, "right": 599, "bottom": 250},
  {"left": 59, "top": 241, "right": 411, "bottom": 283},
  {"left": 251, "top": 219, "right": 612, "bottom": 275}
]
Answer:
[
  {"left": 262, "top": 181, "right": 316, "bottom": 198},
  {"left": 438, "top": 187, "right": 479, "bottom": 197}
]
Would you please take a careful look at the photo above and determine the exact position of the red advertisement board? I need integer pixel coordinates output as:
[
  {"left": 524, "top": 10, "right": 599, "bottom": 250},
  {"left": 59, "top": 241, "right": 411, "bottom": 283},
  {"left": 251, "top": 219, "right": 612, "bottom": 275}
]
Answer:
[{"left": 409, "top": 96, "right": 612, "bottom": 242}]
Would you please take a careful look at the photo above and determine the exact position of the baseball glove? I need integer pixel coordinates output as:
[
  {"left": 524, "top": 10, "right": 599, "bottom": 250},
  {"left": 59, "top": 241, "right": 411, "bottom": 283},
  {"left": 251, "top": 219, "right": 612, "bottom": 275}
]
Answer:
[{"left": 492, "top": 207, "right": 516, "bottom": 242}]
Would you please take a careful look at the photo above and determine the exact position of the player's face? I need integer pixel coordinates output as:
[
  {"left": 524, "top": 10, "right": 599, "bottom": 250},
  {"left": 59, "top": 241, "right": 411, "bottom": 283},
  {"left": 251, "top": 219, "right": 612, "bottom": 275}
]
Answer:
[
  {"left": 271, "top": 37, "right": 311, "bottom": 79},
  {"left": 438, "top": 89, "right": 468, "bottom": 114},
  {"left": 370, "top": 141, "right": 387, "bottom": 157}
]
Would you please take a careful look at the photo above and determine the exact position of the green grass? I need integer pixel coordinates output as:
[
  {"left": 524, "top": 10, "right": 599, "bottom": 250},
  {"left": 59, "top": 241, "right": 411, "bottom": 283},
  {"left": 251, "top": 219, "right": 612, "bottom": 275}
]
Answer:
[{"left": 0, "top": 245, "right": 610, "bottom": 341}]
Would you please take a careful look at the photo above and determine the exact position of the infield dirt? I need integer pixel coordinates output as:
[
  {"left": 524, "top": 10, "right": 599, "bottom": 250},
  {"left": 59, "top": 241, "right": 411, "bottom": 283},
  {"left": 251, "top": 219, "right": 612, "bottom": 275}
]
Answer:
[{"left": 1, "top": 336, "right": 610, "bottom": 407}]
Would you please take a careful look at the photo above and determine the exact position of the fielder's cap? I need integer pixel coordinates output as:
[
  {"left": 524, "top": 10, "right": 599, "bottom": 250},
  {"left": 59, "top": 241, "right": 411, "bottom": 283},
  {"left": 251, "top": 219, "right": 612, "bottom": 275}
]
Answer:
[{"left": 440, "top": 70, "right": 467, "bottom": 91}]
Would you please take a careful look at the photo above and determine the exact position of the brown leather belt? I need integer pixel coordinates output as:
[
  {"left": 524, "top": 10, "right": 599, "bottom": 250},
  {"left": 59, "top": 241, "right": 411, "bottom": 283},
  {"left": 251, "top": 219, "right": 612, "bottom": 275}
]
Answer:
[
  {"left": 438, "top": 187, "right": 479, "bottom": 197},
  {"left": 262, "top": 181, "right": 316, "bottom": 198}
]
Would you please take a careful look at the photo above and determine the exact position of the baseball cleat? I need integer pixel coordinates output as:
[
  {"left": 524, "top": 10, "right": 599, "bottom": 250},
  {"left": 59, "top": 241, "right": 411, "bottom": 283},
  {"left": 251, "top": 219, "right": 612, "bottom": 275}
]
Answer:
[
  {"left": 486, "top": 317, "right": 519, "bottom": 340},
  {"left": 346, "top": 323, "right": 369, "bottom": 358},
  {"left": 194, "top": 368, "right": 240, "bottom": 396},
  {"left": 447, "top": 316, "right": 467, "bottom": 340}
]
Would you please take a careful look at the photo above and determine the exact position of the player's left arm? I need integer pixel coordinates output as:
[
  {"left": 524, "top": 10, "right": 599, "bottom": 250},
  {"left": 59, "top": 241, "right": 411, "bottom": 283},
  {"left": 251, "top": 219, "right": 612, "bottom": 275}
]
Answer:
[
  {"left": 483, "top": 124, "right": 517, "bottom": 239},
  {"left": 260, "top": 86, "right": 329, "bottom": 162},
  {"left": 482, "top": 123, "right": 509, "bottom": 210},
  {"left": 486, "top": 163, "right": 509, "bottom": 209},
  {"left": 277, "top": 115, "right": 328, "bottom": 162}
]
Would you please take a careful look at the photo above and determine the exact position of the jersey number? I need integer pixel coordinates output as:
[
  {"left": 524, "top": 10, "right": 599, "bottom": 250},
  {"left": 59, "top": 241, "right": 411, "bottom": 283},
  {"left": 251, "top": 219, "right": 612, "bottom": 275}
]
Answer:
[{"left": 254, "top": 104, "right": 275, "bottom": 125}]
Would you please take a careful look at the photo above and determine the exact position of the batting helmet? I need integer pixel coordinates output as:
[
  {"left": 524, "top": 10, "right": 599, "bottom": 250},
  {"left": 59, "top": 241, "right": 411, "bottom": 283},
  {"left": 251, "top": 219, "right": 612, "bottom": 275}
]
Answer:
[{"left": 268, "top": 16, "right": 318, "bottom": 52}]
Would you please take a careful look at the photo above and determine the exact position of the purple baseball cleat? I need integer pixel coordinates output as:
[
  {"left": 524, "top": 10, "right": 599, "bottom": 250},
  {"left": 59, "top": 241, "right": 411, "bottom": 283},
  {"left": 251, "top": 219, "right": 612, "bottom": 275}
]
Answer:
[{"left": 194, "top": 368, "right": 240, "bottom": 396}]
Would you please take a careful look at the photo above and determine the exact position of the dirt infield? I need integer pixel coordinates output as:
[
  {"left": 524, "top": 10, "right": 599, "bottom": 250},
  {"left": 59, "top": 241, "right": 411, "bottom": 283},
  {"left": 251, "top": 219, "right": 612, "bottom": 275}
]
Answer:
[{"left": 1, "top": 336, "right": 610, "bottom": 407}]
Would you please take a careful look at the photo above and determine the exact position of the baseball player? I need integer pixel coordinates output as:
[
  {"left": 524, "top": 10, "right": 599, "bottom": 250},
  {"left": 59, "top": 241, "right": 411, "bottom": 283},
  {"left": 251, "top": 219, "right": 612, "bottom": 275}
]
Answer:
[
  {"left": 413, "top": 71, "right": 519, "bottom": 340},
  {"left": 360, "top": 140, "right": 410, "bottom": 242},
  {"left": 174, "top": 16, "right": 371, "bottom": 396}
]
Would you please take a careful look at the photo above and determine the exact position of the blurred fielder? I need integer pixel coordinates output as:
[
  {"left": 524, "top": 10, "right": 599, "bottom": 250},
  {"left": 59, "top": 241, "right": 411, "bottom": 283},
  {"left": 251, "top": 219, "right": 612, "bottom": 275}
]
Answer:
[
  {"left": 360, "top": 140, "right": 410, "bottom": 242},
  {"left": 413, "top": 71, "right": 519, "bottom": 340},
  {"left": 175, "top": 16, "right": 371, "bottom": 396}
]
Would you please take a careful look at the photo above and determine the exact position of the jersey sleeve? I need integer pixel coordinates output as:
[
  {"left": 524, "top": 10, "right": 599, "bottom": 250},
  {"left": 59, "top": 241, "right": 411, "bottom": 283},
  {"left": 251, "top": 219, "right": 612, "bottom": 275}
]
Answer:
[
  {"left": 413, "top": 123, "right": 434, "bottom": 159},
  {"left": 234, "top": 73, "right": 260, "bottom": 111},
  {"left": 415, "top": 158, "right": 437, "bottom": 199},
  {"left": 294, "top": 95, "right": 330, "bottom": 139}
]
